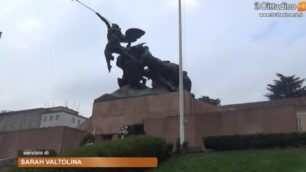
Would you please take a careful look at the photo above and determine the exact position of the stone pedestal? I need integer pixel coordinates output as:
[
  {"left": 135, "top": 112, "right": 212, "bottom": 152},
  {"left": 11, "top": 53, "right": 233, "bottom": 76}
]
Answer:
[
  {"left": 81, "top": 91, "right": 222, "bottom": 147},
  {"left": 90, "top": 92, "right": 189, "bottom": 134},
  {"left": 80, "top": 91, "right": 306, "bottom": 149}
]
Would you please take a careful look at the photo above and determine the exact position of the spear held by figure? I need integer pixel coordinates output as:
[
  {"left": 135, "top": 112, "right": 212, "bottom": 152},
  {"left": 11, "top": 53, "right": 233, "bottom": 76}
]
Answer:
[{"left": 72, "top": 0, "right": 145, "bottom": 72}]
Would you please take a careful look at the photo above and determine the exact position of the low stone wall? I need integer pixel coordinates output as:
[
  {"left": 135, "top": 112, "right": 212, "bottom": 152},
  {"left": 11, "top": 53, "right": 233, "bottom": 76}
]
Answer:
[
  {"left": 0, "top": 127, "right": 89, "bottom": 159},
  {"left": 222, "top": 96, "right": 306, "bottom": 110},
  {"left": 145, "top": 104, "right": 299, "bottom": 148},
  {"left": 194, "top": 105, "right": 298, "bottom": 147}
]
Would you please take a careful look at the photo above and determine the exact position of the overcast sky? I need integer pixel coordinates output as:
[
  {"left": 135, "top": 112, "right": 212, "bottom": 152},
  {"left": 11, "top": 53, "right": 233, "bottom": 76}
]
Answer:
[{"left": 0, "top": 0, "right": 305, "bottom": 117}]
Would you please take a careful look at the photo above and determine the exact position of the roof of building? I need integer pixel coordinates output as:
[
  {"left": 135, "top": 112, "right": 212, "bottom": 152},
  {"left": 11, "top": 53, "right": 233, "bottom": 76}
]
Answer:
[
  {"left": 0, "top": 106, "right": 88, "bottom": 119},
  {"left": 222, "top": 96, "right": 306, "bottom": 110}
]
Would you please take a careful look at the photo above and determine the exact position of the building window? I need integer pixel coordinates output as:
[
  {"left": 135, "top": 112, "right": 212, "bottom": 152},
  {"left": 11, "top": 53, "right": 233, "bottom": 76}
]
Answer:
[
  {"left": 49, "top": 116, "right": 53, "bottom": 121},
  {"left": 7, "top": 120, "right": 11, "bottom": 129},
  {"left": 22, "top": 119, "right": 26, "bottom": 129},
  {"left": 43, "top": 116, "right": 48, "bottom": 121},
  {"left": 9, "top": 121, "right": 12, "bottom": 129},
  {"left": 55, "top": 115, "right": 60, "bottom": 120},
  {"left": 16, "top": 120, "right": 20, "bottom": 128},
  {"left": 78, "top": 119, "right": 81, "bottom": 125},
  {"left": 12, "top": 120, "right": 17, "bottom": 128},
  {"left": 72, "top": 118, "right": 75, "bottom": 123}
]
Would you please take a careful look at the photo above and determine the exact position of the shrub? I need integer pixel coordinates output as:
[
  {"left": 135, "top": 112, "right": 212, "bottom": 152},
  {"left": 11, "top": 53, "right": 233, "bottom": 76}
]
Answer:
[
  {"left": 182, "top": 141, "right": 189, "bottom": 153},
  {"left": 118, "top": 125, "right": 145, "bottom": 138},
  {"left": 166, "top": 143, "right": 174, "bottom": 154},
  {"left": 175, "top": 138, "right": 181, "bottom": 153},
  {"left": 68, "top": 135, "right": 169, "bottom": 159},
  {"left": 79, "top": 134, "right": 95, "bottom": 146},
  {"left": 203, "top": 132, "right": 306, "bottom": 151},
  {"left": 174, "top": 138, "right": 189, "bottom": 154},
  {"left": 104, "top": 136, "right": 167, "bottom": 160}
]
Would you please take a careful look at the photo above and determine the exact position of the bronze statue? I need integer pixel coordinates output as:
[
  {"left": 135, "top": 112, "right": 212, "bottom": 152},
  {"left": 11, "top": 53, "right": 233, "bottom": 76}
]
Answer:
[
  {"left": 96, "top": 13, "right": 192, "bottom": 92},
  {"left": 73, "top": 0, "right": 192, "bottom": 92},
  {"left": 96, "top": 13, "right": 145, "bottom": 72}
]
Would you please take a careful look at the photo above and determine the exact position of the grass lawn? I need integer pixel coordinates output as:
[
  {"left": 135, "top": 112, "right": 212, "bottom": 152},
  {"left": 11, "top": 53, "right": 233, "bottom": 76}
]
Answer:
[{"left": 150, "top": 148, "right": 306, "bottom": 172}]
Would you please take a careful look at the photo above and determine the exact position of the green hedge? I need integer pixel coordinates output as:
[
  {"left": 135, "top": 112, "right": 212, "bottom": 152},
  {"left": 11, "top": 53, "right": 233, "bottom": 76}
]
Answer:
[
  {"left": 68, "top": 135, "right": 169, "bottom": 160},
  {"left": 64, "top": 135, "right": 169, "bottom": 172},
  {"left": 79, "top": 134, "right": 95, "bottom": 146},
  {"left": 204, "top": 133, "right": 306, "bottom": 150}
]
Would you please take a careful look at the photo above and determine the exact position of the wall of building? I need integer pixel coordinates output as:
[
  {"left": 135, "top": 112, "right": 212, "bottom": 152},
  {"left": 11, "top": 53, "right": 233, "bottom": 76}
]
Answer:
[
  {"left": 0, "top": 109, "right": 45, "bottom": 132},
  {"left": 145, "top": 104, "right": 299, "bottom": 148},
  {"left": 40, "top": 112, "right": 86, "bottom": 128},
  {"left": 0, "top": 127, "right": 88, "bottom": 159},
  {"left": 0, "top": 107, "right": 87, "bottom": 132}
]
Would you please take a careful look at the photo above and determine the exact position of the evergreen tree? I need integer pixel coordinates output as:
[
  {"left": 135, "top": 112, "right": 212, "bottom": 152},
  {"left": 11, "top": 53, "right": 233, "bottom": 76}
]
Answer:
[{"left": 265, "top": 73, "right": 306, "bottom": 100}]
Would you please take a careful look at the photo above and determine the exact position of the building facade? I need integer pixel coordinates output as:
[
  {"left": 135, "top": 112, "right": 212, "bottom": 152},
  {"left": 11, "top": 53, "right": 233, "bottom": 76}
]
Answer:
[
  {"left": 0, "top": 107, "right": 87, "bottom": 132},
  {"left": 40, "top": 107, "right": 87, "bottom": 128}
]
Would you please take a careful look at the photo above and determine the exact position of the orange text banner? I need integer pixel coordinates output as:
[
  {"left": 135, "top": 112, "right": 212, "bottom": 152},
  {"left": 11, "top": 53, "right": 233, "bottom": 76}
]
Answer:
[{"left": 18, "top": 157, "right": 158, "bottom": 168}]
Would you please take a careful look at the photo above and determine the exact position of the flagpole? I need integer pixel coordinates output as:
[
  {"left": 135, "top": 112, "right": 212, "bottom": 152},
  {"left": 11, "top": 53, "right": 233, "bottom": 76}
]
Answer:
[{"left": 178, "top": 0, "right": 185, "bottom": 145}]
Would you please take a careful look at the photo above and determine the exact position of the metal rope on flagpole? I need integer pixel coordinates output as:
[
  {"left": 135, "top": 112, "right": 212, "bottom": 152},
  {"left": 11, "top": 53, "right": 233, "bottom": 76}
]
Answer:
[{"left": 178, "top": 0, "right": 185, "bottom": 145}]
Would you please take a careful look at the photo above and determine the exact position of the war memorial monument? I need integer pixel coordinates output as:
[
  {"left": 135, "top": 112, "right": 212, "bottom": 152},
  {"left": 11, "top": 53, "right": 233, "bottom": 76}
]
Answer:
[{"left": 77, "top": 1, "right": 306, "bottom": 149}]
